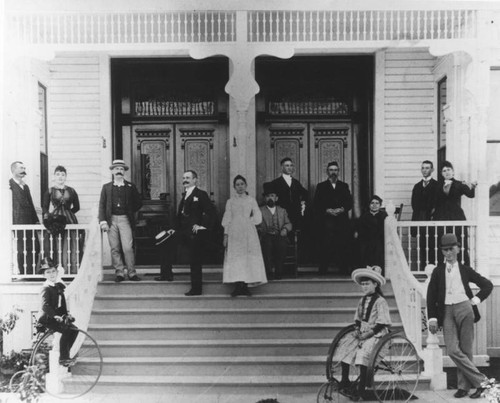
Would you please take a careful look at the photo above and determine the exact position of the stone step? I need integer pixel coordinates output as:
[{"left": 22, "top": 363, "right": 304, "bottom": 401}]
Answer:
[
  {"left": 96, "top": 278, "right": 389, "bottom": 295},
  {"left": 75, "top": 354, "right": 421, "bottom": 377},
  {"left": 63, "top": 374, "right": 430, "bottom": 396},
  {"left": 94, "top": 338, "right": 332, "bottom": 357},
  {"left": 88, "top": 322, "right": 404, "bottom": 341},
  {"left": 90, "top": 307, "right": 401, "bottom": 324},
  {"left": 93, "top": 293, "right": 396, "bottom": 309}
]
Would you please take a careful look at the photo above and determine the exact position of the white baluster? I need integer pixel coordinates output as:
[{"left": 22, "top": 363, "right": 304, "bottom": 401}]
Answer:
[
  {"left": 296, "top": 11, "right": 300, "bottom": 42},
  {"left": 430, "top": 10, "right": 435, "bottom": 39},
  {"left": 197, "top": 12, "right": 201, "bottom": 42},
  {"left": 217, "top": 12, "right": 221, "bottom": 42},
  {"left": 66, "top": 230, "right": 71, "bottom": 274},
  {"left": 322, "top": 11, "right": 326, "bottom": 41},
  {"left": 342, "top": 11, "right": 346, "bottom": 40},
  {"left": 255, "top": 12, "right": 260, "bottom": 42},
  {"left": 231, "top": 12, "right": 235, "bottom": 41},
  {"left": 189, "top": 13, "right": 194, "bottom": 42},
  {"left": 263, "top": 12, "right": 267, "bottom": 42}
]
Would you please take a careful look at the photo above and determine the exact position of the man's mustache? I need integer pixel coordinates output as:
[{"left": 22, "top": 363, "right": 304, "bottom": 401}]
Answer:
[
  {"left": 20, "top": 172, "right": 26, "bottom": 176},
  {"left": 183, "top": 181, "right": 189, "bottom": 185},
  {"left": 115, "top": 173, "right": 124, "bottom": 176}
]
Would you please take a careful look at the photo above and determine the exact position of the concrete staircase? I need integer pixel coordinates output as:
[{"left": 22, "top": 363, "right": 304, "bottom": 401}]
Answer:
[{"left": 82, "top": 269, "right": 408, "bottom": 399}]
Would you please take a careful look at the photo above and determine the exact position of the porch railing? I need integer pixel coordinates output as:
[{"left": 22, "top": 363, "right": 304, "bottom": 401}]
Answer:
[
  {"left": 10, "top": 224, "right": 88, "bottom": 279},
  {"left": 385, "top": 212, "right": 447, "bottom": 389},
  {"left": 395, "top": 221, "right": 477, "bottom": 272}
]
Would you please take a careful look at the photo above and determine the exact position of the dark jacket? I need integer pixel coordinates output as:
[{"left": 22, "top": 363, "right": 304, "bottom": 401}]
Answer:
[
  {"left": 313, "top": 179, "right": 353, "bottom": 229},
  {"left": 356, "top": 210, "right": 388, "bottom": 268},
  {"left": 38, "top": 282, "right": 68, "bottom": 326},
  {"left": 9, "top": 178, "right": 39, "bottom": 224},
  {"left": 426, "top": 263, "right": 493, "bottom": 327},
  {"left": 258, "top": 205, "right": 293, "bottom": 235},
  {"left": 270, "top": 176, "right": 308, "bottom": 228},
  {"left": 411, "top": 178, "right": 438, "bottom": 221},
  {"left": 98, "top": 181, "right": 142, "bottom": 228},
  {"left": 175, "top": 187, "right": 216, "bottom": 233},
  {"left": 42, "top": 186, "right": 80, "bottom": 224},
  {"left": 433, "top": 178, "right": 475, "bottom": 221}
]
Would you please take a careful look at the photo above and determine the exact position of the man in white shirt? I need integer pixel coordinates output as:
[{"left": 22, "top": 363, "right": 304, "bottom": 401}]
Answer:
[{"left": 427, "top": 233, "right": 492, "bottom": 399}]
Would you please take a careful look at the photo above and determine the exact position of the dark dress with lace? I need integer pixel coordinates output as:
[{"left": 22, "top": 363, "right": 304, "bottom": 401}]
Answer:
[
  {"left": 42, "top": 186, "right": 80, "bottom": 224},
  {"left": 42, "top": 187, "right": 81, "bottom": 273}
]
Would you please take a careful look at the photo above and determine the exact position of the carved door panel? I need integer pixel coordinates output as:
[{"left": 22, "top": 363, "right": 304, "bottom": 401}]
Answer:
[
  {"left": 132, "top": 124, "right": 175, "bottom": 218},
  {"left": 309, "top": 123, "right": 352, "bottom": 198},
  {"left": 175, "top": 123, "right": 229, "bottom": 219},
  {"left": 131, "top": 124, "right": 175, "bottom": 264}
]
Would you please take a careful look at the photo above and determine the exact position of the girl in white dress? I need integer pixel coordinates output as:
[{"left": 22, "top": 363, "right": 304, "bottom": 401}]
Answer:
[{"left": 222, "top": 175, "right": 267, "bottom": 296}]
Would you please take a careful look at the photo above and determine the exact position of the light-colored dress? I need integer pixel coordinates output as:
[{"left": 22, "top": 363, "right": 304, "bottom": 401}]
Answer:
[
  {"left": 222, "top": 194, "right": 267, "bottom": 286},
  {"left": 334, "top": 294, "right": 392, "bottom": 367}
]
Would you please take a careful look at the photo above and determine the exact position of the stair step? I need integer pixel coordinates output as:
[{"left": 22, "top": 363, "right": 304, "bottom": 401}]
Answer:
[
  {"left": 88, "top": 322, "right": 403, "bottom": 340},
  {"left": 63, "top": 374, "right": 430, "bottom": 395},
  {"left": 90, "top": 307, "right": 401, "bottom": 324},
  {"left": 93, "top": 292, "right": 396, "bottom": 309},
  {"left": 96, "top": 278, "right": 389, "bottom": 294},
  {"left": 94, "top": 338, "right": 332, "bottom": 357}
]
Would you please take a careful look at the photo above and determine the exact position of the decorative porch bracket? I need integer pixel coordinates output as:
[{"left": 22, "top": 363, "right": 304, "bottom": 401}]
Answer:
[{"left": 189, "top": 11, "right": 294, "bottom": 193}]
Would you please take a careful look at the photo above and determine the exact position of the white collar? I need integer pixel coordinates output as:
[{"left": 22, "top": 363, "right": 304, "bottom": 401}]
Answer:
[
  {"left": 446, "top": 261, "right": 459, "bottom": 272},
  {"left": 267, "top": 205, "right": 276, "bottom": 213},
  {"left": 282, "top": 174, "right": 292, "bottom": 182},
  {"left": 113, "top": 180, "right": 126, "bottom": 187},
  {"left": 12, "top": 177, "right": 25, "bottom": 187},
  {"left": 422, "top": 177, "right": 431, "bottom": 182},
  {"left": 184, "top": 186, "right": 196, "bottom": 197},
  {"left": 444, "top": 179, "right": 453, "bottom": 185},
  {"left": 43, "top": 279, "right": 64, "bottom": 287}
]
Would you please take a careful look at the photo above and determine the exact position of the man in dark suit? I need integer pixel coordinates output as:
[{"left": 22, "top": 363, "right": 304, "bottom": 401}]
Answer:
[
  {"left": 10, "top": 161, "right": 40, "bottom": 274},
  {"left": 411, "top": 160, "right": 438, "bottom": 268},
  {"left": 427, "top": 233, "right": 492, "bottom": 399},
  {"left": 156, "top": 170, "right": 216, "bottom": 296},
  {"left": 270, "top": 157, "right": 308, "bottom": 231},
  {"left": 99, "top": 159, "right": 142, "bottom": 282},
  {"left": 257, "top": 182, "right": 293, "bottom": 280},
  {"left": 313, "top": 161, "right": 353, "bottom": 275}
]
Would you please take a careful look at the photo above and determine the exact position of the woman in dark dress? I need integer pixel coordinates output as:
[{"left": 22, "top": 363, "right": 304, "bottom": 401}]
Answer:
[
  {"left": 42, "top": 166, "right": 81, "bottom": 273},
  {"left": 355, "top": 195, "right": 388, "bottom": 273},
  {"left": 433, "top": 161, "right": 477, "bottom": 265}
]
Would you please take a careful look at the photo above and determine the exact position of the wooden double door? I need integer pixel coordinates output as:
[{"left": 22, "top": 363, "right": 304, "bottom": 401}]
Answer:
[
  {"left": 257, "top": 121, "right": 353, "bottom": 202},
  {"left": 129, "top": 122, "right": 228, "bottom": 264}
]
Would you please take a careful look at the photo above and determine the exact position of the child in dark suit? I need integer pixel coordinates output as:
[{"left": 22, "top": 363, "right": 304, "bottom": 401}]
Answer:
[
  {"left": 257, "top": 182, "right": 293, "bottom": 280},
  {"left": 37, "top": 258, "right": 79, "bottom": 366}
]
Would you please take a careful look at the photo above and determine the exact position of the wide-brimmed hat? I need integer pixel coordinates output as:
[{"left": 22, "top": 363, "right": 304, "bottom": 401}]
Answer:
[
  {"left": 351, "top": 265, "right": 386, "bottom": 286},
  {"left": 43, "top": 214, "right": 67, "bottom": 236},
  {"left": 109, "top": 159, "right": 129, "bottom": 171},
  {"left": 155, "top": 230, "right": 173, "bottom": 246},
  {"left": 262, "top": 182, "right": 277, "bottom": 196},
  {"left": 441, "top": 233, "right": 460, "bottom": 248}
]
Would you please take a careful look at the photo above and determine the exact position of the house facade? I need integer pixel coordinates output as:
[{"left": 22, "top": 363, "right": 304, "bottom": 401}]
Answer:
[{"left": 1, "top": 0, "right": 500, "bottom": 364}]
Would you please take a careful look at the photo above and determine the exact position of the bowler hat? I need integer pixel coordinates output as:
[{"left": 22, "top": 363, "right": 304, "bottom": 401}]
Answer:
[
  {"left": 109, "top": 159, "right": 129, "bottom": 171},
  {"left": 441, "top": 233, "right": 460, "bottom": 248},
  {"left": 351, "top": 265, "right": 386, "bottom": 286},
  {"left": 262, "top": 182, "right": 277, "bottom": 196}
]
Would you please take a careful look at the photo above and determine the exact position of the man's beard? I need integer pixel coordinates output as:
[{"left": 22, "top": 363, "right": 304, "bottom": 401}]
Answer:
[{"left": 266, "top": 200, "right": 275, "bottom": 207}]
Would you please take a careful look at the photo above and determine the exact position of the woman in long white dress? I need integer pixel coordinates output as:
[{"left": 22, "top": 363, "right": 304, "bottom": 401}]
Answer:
[{"left": 222, "top": 175, "right": 267, "bottom": 296}]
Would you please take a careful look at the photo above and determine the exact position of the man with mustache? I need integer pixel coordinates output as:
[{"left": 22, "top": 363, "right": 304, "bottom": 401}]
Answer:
[
  {"left": 10, "top": 161, "right": 40, "bottom": 274},
  {"left": 156, "top": 170, "right": 216, "bottom": 296},
  {"left": 257, "top": 182, "right": 292, "bottom": 280},
  {"left": 313, "top": 161, "right": 353, "bottom": 275},
  {"left": 99, "top": 160, "right": 142, "bottom": 282}
]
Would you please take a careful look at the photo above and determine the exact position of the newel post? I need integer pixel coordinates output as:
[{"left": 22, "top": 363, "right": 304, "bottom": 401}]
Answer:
[{"left": 420, "top": 264, "right": 447, "bottom": 390}]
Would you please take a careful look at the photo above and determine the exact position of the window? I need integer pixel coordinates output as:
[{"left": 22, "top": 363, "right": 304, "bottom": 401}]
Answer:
[
  {"left": 38, "top": 83, "right": 48, "bottom": 203},
  {"left": 437, "top": 77, "right": 447, "bottom": 169}
]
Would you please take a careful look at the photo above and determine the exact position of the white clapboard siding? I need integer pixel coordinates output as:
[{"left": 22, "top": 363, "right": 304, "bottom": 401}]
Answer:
[
  {"left": 48, "top": 54, "right": 102, "bottom": 224},
  {"left": 383, "top": 48, "right": 437, "bottom": 220}
]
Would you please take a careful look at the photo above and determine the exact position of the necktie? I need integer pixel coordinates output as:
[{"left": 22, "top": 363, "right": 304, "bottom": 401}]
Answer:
[{"left": 423, "top": 180, "right": 428, "bottom": 188}]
